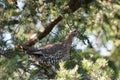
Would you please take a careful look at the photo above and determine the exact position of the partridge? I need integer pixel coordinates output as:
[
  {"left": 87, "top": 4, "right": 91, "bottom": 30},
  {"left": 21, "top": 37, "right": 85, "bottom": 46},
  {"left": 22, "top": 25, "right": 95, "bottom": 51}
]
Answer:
[{"left": 22, "top": 29, "right": 78, "bottom": 68}]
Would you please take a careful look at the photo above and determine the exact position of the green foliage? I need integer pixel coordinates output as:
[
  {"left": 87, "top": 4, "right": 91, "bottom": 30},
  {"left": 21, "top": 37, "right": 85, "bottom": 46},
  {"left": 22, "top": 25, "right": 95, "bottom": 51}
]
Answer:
[
  {"left": 0, "top": 0, "right": 120, "bottom": 79},
  {"left": 82, "top": 58, "right": 113, "bottom": 80},
  {"left": 56, "top": 61, "right": 81, "bottom": 80},
  {"left": 55, "top": 54, "right": 114, "bottom": 80}
]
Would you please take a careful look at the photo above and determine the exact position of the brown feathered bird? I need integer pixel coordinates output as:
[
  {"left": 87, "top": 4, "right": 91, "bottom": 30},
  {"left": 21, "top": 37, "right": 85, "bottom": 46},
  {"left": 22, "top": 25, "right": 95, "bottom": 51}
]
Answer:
[{"left": 22, "top": 29, "right": 78, "bottom": 69}]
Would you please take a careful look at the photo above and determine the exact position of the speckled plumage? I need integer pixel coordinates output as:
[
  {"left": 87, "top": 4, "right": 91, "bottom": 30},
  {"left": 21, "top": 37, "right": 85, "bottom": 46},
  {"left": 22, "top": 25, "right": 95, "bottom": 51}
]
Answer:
[{"left": 23, "top": 29, "right": 78, "bottom": 67}]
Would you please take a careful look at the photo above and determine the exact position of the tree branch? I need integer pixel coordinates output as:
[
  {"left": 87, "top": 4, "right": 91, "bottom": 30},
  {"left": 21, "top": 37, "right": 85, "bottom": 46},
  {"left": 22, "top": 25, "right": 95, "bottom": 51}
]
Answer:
[
  {"left": 21, "top": 0, "right": 94, "bottom": 47},
  {"left": 0, "top": 52, "right": 11, "bottom": 59},
  {"left": 24, "top": 15, "right": 63, "bottom": 46}
]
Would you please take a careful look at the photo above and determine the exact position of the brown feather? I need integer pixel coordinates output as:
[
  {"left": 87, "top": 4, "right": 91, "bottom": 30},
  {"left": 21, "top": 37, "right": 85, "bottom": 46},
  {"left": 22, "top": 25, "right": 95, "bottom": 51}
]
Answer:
[{"left": 24, "top": 29, "right": 78, "bottom": 67}]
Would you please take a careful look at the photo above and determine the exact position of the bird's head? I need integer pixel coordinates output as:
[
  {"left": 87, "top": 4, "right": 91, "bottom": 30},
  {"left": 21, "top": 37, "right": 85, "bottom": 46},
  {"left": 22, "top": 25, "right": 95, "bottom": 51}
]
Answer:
[
  {"left": 69, "top": 29, "right": 78, "bottom": 36},
  {"left": 62, "top": 29, "right": 78, "bottom": 45},
  {"left": 63, "top": 29, "right": 78, "bottom": 42}
]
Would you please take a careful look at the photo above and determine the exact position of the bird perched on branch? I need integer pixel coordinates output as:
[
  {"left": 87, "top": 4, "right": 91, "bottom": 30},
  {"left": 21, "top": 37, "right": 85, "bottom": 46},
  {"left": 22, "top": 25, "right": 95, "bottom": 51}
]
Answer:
[{"left": 21, "top": 29, "right": 78, "bottom": 69}]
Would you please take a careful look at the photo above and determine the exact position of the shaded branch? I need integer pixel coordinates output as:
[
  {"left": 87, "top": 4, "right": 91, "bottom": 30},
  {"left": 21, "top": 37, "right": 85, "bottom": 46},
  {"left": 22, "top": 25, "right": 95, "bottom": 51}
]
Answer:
[
  {"left": 0, "top": 19, "right": 19, "bottom": 27},
  {"left": 43, "top": 0, "right": 55, "bottom": 3},
  {"left": 63, "top": 0, "right": 94, "bottom": 13}
]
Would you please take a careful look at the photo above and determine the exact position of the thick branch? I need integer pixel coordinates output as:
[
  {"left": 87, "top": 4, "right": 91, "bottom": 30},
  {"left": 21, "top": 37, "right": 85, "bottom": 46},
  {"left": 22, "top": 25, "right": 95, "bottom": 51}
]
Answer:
[{"left": 24, "top": 15, "right": 63, "bottom": 46}]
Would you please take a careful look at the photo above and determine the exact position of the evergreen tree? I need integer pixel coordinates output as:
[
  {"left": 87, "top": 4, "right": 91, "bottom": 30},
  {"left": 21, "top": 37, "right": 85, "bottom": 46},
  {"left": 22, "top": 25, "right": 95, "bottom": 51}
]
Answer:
[{"left": 0, "top": 0, "right": 120, "bottom": 79}]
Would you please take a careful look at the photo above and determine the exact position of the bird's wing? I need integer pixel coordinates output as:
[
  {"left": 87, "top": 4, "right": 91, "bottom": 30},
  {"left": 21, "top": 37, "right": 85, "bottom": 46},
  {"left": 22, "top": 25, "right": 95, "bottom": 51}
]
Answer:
[
  {"left": 31, "top": 50, "right": 43, "bottom": 55},
  {"left": 32, "top": 50, "right": 47, "bottom": 58},
  {"left": 27, "top": 43, "right": 63, "bottom": 56},
  {"left": 28, "top": 43, "right": 61, "bottom": 54},
  {"left": 26, "top": 49, "right": 45, "bottom": 56}
]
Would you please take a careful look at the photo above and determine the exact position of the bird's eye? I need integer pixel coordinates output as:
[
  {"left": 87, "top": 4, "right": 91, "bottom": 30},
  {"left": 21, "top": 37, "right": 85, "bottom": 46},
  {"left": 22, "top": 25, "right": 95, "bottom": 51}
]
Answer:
[
  {"left": 58, "top": 51, "right": 62, "bottom": 54},
  {"left": 73, "top": 29, "right": 77, "bottom": 33},
  {"left": 74, "top": 30, "right": 77, "bottom": 32}
]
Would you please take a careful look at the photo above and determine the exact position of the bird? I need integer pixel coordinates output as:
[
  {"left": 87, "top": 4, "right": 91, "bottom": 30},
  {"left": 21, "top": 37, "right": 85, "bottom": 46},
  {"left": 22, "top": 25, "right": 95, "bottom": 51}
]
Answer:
[{"left": 21, "top": 29, "right": 78, "bottom": 69}]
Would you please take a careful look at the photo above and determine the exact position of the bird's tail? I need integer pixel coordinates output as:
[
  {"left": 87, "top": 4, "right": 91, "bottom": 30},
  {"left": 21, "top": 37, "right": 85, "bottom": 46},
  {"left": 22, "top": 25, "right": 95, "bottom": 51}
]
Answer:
[
  {"left": 17, "top": 44, "right": 44, "bottom": 56},
  {"left": 17, "top": 44, "right": 33, "bottom": 54},
  {"left": 17, "top": 44, "right": 30, "bottom": 51}
]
